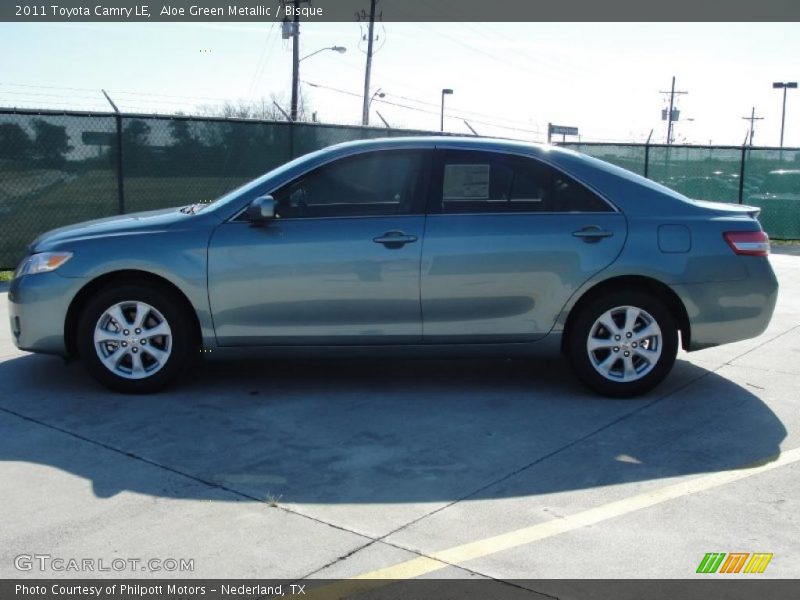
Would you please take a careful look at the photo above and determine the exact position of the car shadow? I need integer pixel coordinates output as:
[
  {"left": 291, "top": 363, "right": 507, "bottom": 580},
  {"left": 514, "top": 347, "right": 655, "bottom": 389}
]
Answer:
[{"left": 0, "top": 353, "right": 787, "bottom": 507}]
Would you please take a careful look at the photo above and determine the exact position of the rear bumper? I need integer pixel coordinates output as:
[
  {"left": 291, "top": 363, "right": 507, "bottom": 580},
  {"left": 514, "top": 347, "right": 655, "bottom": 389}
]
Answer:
[
  {"left": 8, "top": 272, "right": 83, "bottom": 356},
  {"left": 674, "top": 257, "right": 779, "bottom": 351}
]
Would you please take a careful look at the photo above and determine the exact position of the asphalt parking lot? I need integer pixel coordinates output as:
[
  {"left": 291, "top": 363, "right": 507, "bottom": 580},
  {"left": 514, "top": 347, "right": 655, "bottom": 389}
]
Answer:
[{"left": 1, "top": 251, "right": 799, "bottom": 581}]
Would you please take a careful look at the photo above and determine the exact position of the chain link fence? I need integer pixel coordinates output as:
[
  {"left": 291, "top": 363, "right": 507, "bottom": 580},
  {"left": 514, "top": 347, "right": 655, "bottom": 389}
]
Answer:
[
  {"left": 0, "top": 108, "right": 438, "bottom": 268},
  {"left": 2, "top": 111, "right": 799, "bottom": 269},
  {"left": 562, "top": 142, "right": 800, "bottom": 240}
]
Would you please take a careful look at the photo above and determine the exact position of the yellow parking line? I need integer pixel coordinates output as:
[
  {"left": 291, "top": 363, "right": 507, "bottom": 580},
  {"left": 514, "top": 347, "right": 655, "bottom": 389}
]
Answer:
[{"left": 338, "top": 446, "right": 800, "bottom": 586}]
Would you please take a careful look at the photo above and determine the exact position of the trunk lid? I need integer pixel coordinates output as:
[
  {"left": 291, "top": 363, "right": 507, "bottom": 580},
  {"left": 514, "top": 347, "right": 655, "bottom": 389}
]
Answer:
[{"left": 688, "top": 199, "right": 761, "bottom": 219}]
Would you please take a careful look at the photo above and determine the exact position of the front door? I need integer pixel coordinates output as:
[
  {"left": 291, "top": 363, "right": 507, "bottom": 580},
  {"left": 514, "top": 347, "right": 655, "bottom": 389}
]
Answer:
[{"left": 208, "top": 150, "right": 430, "bottom": 345}]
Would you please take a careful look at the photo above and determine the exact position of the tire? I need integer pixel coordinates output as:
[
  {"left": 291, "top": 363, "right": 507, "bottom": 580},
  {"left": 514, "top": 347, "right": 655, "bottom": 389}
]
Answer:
[
  {"left": 567, "top": 289, "right": 678, "bottom": 398},
  {"left": 76, "top": 282, "right": 195, "bottom": 393}
]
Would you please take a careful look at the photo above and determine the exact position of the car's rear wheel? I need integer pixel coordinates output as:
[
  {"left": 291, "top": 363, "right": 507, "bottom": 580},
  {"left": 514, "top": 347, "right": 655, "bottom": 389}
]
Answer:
[
  {"left": 76, "top": 283, "right": 193, "bottom": 393},
  {"left": 567, "top": 290, "right": 678, "bottom": 398}
]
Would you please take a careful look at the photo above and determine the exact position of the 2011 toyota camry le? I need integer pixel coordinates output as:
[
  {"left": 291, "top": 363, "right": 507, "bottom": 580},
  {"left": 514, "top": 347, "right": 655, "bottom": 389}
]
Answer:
[{"left": 8, "top": 137, "right": 778, "bottom": 397}]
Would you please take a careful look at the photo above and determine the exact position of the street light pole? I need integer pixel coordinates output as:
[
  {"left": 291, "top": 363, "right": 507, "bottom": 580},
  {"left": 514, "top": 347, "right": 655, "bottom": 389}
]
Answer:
[
  {"left": 441, "top": 88, "right": 453, "bottom": 132},
  {"left": 368, "top": 88, "right": 385, "bottom": 109},
  {"left": 300, "top": 46, "right": 346, "bottom": 62},
  {"left": 290, "top": 43, "right": 346, "bottom": 122},
  {"left": 773, "top": 81, "right": 797, "bottom": 147},
  {"left": 362, "top": 88, "right": 386, "bottom": 125},
  {"left": 781, "top": 87, "right": 788, "bottom": 146}
]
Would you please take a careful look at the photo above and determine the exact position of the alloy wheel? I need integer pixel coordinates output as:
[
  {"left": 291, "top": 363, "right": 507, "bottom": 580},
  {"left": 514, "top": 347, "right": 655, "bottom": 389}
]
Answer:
[
  {"left": 93, "top": 301, "right": 172, "bottom": 380},
  {"left": 586, "top": 305, "right": 663, "bottom": 383}
]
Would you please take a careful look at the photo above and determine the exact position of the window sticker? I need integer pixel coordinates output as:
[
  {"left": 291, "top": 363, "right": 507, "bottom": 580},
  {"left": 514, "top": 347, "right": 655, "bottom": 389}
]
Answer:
[{"left": 443, "top": 164, "right": 491, "bottom": 200}]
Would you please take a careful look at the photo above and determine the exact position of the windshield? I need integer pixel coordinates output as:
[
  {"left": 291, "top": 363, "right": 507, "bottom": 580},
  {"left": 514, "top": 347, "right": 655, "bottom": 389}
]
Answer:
[{"left": 197, "top": 147, "right": 333, "bottom": 213}]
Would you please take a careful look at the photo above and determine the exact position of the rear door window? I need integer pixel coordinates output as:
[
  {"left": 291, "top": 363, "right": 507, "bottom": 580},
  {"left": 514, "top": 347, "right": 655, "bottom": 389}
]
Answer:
[{"left": 433, "top": 150, "right": 612, "bottom": 214}]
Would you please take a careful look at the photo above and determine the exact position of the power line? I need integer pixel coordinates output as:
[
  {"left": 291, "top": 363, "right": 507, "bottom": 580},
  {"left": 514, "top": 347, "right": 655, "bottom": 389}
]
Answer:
[
  {"left": 0, "top": 81, "right": 239, "bottom": 104},
  {"left": 380, "top": 91, "right": 541, "bottom": 129},
  {"left": 305, "top": 80, "right": 544, "bottom": 132},
  {"left": 246, "top": 22, "right": 278, "bottom": 99},
  {"left": 302, "top": 80, "right": 543, "bottom": 136},
  {"left": 0, "top": 81, "right": 101, "bottom": 93},
  {"left": 0, "top": 89, "right": 107, "bottom": 101}
]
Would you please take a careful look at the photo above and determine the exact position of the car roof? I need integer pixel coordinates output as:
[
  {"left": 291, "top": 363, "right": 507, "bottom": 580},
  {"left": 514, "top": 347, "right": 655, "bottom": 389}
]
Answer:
[
  {"left": 322, "top": 135, "right": 615, "bottom": 178},
  {"left": 326, "top": 135, "right": 561, "bottom": 158}
]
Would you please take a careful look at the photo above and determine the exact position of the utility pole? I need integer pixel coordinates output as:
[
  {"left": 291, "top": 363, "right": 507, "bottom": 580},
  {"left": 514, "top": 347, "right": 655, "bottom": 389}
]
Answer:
[
  {"left": 741, "top": 107, "right": 763, "bottom": 146},
  {"left": 659, "top": 76, "right": 688, "bottom": 144},
  {"left": 360, "top": 0, "right": 377, "bottom": 125},
  {"left": 289, "top": 0, "right": 301, "bottom": 121}
]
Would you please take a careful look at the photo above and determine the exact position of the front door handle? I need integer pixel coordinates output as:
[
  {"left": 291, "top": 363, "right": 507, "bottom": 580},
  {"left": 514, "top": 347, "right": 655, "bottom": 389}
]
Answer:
[
  {"left": 373, "top": 230, "right": 419, "bottom": 248},
  {"left": 572, "top": 226, "right": 614, "bottom": 242}
]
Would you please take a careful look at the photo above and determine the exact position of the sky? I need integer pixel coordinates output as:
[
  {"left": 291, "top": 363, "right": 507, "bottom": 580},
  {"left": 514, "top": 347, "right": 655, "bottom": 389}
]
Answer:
[{"left": 1, "top": 21, "right": 800, "bottom": 145}]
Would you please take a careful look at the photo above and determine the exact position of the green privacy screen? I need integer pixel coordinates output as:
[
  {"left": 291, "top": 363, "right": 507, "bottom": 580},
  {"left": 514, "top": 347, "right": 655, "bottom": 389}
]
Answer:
[
  {"left": 562, "top": 143, "right": 648, "bottom": 176},
  {"left": 0, "top": 109, "right": 434, "bottom": 267},
  {"left": 0, "top": 111, "right": 119, "bottom": 269},
  {"left": 564, "top": 142, "right": 800, "bottom": 240},
  {"left": 647, "top": 146, "right": 743, "bottom": 204},
  {"left": 1, "top": 110, "right": 799, "bottom": 268},
  {"left": 119, "top": 117, "right": 292, "bottom": 213},
  {"left": 743, "top": 149, "right": 800, "bottom": 240}
]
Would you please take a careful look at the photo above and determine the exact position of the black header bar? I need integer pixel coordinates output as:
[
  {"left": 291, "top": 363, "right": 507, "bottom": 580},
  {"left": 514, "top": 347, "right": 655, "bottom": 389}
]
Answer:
[
  {"left": 4, "top": 0, "right": 800, "bottom": 22},
  {"left": 3, "top": 579, "right": 800, "bottom": 600}
]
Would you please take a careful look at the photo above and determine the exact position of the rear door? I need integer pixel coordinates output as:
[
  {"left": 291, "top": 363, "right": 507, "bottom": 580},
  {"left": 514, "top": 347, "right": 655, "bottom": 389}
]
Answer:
[{"left": 420, "top": 149, "right": 626, "bottom": 342}]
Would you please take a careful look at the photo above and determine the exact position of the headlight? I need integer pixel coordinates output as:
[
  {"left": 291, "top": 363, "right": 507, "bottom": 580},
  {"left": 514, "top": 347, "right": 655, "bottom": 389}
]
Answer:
[{"left": 14, "top": 252, "right": 73, "bottom": 278}]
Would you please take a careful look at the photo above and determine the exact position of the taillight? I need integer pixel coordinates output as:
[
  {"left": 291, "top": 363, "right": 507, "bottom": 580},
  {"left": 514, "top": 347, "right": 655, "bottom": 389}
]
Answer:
[{"left": 723, "top": 231, "right": 770, "bottom": 256}]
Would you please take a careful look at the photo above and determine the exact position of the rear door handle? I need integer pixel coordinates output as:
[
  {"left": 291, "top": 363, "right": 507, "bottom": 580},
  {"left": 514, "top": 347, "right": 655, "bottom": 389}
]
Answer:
[
  {"left": 572, "top": 226, "right": 614, "bottom": 242},
  {"left": 373, "top": 231, "right": 418, "bottom": 247}
]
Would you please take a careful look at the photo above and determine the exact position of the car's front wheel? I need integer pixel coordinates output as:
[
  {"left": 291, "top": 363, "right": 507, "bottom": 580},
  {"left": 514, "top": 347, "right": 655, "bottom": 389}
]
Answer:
[
  {"left": 567, "top": 290, "right": 678, "bottom": 398},
  {"left": 76, "top": 282, "right": 194, "bottom": 393}
]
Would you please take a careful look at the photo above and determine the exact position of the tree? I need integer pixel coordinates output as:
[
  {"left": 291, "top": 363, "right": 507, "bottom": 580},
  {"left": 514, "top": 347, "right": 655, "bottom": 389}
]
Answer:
[
  {"left": 0, "top": 123, "right": 33, "bottom": 161},
  {"left": 167, "top": 118, "right": 208, "bottom": 175},
  {"left": 198, "top": 93, "right": 309, "bottom": 122},
  {"left": 122, "top": 119, "right": 151, "bottom": 147},
  {"left": 121, "top": 119, "right": 154, "bottom": 175},
  {"left": 169, "top": 118, "right": 196, "bottom": 147},
  {"left": 31, "top": 119, "right": 72, "bottom": 168}
]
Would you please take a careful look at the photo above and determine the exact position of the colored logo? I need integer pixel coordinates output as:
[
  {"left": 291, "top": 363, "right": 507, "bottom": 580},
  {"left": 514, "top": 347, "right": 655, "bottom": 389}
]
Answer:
[{"left": 696, "top": 552, "right": 773, "bottom": 574}]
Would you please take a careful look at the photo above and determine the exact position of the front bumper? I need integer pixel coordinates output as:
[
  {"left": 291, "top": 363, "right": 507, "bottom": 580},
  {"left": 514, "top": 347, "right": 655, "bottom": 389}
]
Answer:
[
  {"left": 674, "top": 257, "right": 779, "bottom": 351},
  {"left": 8, "top": 271, "right": 84, "bottom": 356}
]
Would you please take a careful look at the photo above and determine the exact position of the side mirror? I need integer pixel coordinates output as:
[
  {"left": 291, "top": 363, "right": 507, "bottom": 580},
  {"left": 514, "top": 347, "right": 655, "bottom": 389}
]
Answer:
[{"left": 246, "top": 195, "right": 278, "bottom": 222}]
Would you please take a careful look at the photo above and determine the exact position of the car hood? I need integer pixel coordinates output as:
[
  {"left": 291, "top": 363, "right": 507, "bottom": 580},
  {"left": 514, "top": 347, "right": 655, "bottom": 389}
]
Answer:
[{"left": 30, "top": 207, "right": 187, "bottom": 252}]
